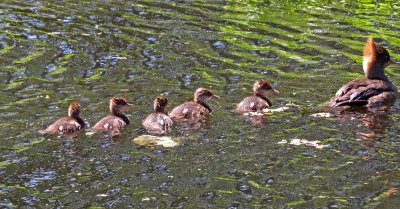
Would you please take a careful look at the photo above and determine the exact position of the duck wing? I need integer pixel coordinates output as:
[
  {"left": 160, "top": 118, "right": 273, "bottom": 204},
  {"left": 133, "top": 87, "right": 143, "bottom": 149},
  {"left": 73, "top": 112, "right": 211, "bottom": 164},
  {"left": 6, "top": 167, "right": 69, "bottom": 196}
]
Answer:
[{"left": 330, "top": 78, "right": 395, "bottom": 107}]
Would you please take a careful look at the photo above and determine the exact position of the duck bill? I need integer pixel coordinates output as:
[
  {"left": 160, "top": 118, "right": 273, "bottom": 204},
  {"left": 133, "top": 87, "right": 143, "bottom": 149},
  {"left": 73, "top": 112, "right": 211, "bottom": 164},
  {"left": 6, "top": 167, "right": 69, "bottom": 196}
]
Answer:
[
  {"left": 124, "top": 103, "right": 134, "bottom": 109},
  {"left": 389, "top": 61, "right": 400, "bottom": 66},
  {"left": 212, "top": 94, "right": 220, "bottom": 100},
  {"left": 166, "top": 103, "right": 171, "bottom": 107},
  {"left": 271, "top": 89, "right": 280, "bottom": 94}
]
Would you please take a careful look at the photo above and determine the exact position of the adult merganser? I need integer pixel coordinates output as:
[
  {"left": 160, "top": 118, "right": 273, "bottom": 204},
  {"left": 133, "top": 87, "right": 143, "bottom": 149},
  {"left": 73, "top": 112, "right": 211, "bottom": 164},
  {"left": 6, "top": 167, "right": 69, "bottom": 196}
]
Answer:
[{"left": 330, "top": 37, "right": 399, "bottom": 109}]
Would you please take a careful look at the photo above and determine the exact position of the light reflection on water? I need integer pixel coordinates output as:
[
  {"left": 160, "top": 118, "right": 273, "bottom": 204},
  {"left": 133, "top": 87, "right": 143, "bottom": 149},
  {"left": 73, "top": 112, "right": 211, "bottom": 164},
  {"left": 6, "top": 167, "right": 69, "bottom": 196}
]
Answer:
[{"left": 1, "top": 0, "right": 400, "bottom": 208}]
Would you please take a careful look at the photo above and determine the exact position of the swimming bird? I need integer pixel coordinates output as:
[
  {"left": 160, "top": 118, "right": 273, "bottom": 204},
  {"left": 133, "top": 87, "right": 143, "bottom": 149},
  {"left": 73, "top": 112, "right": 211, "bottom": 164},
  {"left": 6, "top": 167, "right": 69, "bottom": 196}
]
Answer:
[
  {"left": 142, "top": 96, "right": 173, "bottom": 135},
  {"left": 169, "top": 88, "right": 220, "bottom": 120},
  {"left": 235, "top": 80, "right": 279, "bottom": 112},
  {"left": 91, "top": 97, "right": 133, "bottom": 133},
  {"left": 329, "top": 37, "right": 399, "bottom": 109},
  {"left": 39, "top": 101, "right": 85, "bottom": 134}
]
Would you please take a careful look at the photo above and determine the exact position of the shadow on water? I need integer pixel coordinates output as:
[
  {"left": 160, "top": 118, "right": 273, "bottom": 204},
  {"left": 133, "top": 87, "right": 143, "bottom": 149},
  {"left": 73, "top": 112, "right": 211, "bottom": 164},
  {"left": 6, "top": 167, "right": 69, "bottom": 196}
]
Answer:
[{"left": 1, "top": 0, "right": 400, "bottom": 208}]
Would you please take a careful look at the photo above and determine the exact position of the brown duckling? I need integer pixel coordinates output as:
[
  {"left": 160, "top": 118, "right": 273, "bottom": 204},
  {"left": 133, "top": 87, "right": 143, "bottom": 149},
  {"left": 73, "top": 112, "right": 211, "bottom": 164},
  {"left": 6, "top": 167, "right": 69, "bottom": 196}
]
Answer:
[
  {"left": 142, "top": 96, "right": 173, "bottom": 135},
  {"left": 91, "top": 97, "right": 133, "bottom": 132},
  {"left": 39, "top": 101, "right": 85, "bottom": 134},
  {"left": 235, "top": 80, "right": 279, "bottom": 112},
  {"left": 169, "top": 88, "right": 220, "bottom": 120}
]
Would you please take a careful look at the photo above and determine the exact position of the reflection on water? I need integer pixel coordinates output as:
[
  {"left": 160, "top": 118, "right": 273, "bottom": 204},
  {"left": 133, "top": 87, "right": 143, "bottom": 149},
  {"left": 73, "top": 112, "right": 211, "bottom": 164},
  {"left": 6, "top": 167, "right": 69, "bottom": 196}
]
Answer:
[
  {"left": 334, "top": 107, "right": 395, "bottom": 140},
  {"left": 1, "top": 0, "right": 400, "bottom": 208}
]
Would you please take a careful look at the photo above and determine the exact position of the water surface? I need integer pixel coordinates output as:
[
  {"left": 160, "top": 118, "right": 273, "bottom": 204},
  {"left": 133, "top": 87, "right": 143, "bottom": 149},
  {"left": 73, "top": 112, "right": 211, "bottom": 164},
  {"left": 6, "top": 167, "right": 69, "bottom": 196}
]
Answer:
[{"left": 1, "top": 0, "right": 400, "bottom": 208}]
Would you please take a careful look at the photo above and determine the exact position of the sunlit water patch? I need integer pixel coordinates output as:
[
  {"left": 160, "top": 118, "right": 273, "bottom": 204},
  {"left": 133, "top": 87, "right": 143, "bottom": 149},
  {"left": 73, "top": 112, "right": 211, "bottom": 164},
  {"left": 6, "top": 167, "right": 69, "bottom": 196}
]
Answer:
[{"left": 1, "top": 0, "right": 400, "bottom": 208}]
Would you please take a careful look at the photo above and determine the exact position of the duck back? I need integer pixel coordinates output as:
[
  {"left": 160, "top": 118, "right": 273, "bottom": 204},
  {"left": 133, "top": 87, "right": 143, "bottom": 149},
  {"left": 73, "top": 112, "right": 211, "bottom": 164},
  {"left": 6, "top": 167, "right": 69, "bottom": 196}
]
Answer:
[
  {"left": 39, "top": 117, "right": 83, "bottom": 134},
  {"left": 143, "top": 112, "right": 173, "bottom": 135},
  {"left": 91, "top": 115, "right": 127, "bottom": 131},
  {"left": 330, "top": 78, "right": 397, "bottom": 108},
  {"left": 169, "top": 102, "right": 209, "bottom": 119},
  {"left": 236, "top": 96, "right": 271, "bottom": 112}
]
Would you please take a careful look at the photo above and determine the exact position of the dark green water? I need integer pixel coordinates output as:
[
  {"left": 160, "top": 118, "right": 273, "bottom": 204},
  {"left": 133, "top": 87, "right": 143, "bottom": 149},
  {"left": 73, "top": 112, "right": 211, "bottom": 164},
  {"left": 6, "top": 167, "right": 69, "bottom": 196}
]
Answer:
[{"left": 1, "top": 0, "right": 400, "bottom": 208}]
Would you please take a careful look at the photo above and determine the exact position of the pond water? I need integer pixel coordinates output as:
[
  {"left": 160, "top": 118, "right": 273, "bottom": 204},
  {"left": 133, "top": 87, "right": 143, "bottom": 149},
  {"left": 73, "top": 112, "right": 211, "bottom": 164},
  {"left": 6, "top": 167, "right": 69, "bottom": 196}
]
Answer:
[{"left": 1, "top": 0, "right": 400, "bottom": 208}]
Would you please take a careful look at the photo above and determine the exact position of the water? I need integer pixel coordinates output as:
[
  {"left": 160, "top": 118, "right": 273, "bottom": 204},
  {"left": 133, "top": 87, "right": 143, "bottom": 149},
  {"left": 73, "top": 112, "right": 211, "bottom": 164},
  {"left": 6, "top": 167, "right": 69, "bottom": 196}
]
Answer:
[{"left": 1, "top": 0, "right": 400, "bottom": 208}]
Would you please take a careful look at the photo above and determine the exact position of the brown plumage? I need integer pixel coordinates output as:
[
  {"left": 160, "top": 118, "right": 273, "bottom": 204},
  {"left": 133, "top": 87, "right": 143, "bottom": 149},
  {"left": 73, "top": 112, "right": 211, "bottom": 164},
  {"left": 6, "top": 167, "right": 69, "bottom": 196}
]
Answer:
[
  {"left": 235, "top": 80, "right": 279, "bottom": 112},
  {"left": 329, "top": 37, "right": 399, "bottom": 108},
  {"left": 91, "top": 97, "right": 133, "bottom": 132},
  {"left": 142, "top": 96, "right": 173, "bottom": 135},
  {"left": 39, "top": 101, "right": 85, "bottom": 134},
  {"left": 169, "top": 88, "right": 220, "bottom": 120}
]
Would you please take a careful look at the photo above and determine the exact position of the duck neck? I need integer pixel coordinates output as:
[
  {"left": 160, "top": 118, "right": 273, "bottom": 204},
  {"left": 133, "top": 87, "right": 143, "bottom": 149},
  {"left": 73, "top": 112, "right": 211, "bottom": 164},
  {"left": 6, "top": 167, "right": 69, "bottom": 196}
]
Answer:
[
  {"left": 255, "top": 93, "right": 272, "bottom": 107},
  {"left": 364, "top": 60, "right": 389, "bottom": 81},
  {"left": 70, "top": 111, "right": 85, "bottom": 128},
  {"left": 195, "top": 99, "right": 212, "bottom": 113},
  {"left": 75, "top": 116, "right": 86, "bottom": 128},
  {"left": 112, "top": 108, "right": 130, "bottom": 124},
  {"left": 365, "top": 69, "right": 389, "bottom": 81},
  {"left": 154, "top": 105, "right": 166, "bottom": 114}
]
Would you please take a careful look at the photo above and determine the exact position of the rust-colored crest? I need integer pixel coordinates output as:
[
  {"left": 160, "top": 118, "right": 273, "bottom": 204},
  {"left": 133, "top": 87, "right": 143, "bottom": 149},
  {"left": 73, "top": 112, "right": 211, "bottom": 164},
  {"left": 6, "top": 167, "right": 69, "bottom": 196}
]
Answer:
[
  {"left": 253, "top": 80, "right": 272, "bottom": 92},
  {"left": 154, "top": 96, "right": 169, "bottom": 111},
  {"left": 363, "top": 37, "right": 377, "bottom": 59},
  {"left": 195, "top": 88, "right": 212, "bottom": 95},
  {"left": 110, "top": 96, "right": 132, "bottom": 112},
  {"left": 68, "top": 101, "right": 81, "bottom": 117},
  {"left": 155, "top": 96, "right": 168, "bottom": 105},
  {"left": 111, "top": 96, "right": 128, "bottom": 105},
  {"left": 363, "top": 37, "right": 391, "bottom": 78}
]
